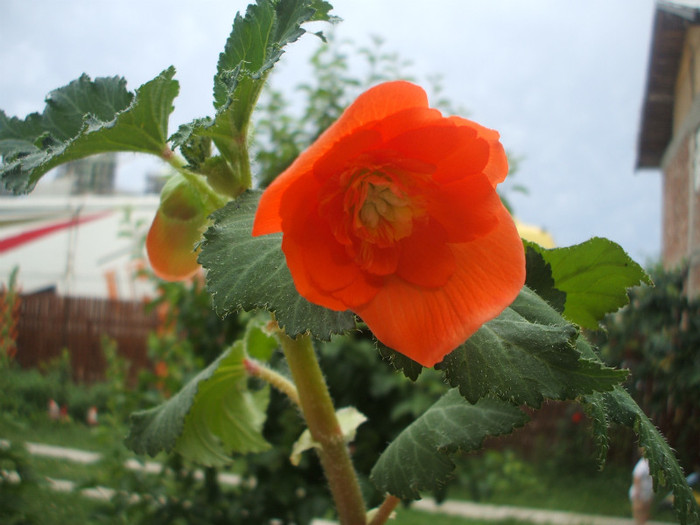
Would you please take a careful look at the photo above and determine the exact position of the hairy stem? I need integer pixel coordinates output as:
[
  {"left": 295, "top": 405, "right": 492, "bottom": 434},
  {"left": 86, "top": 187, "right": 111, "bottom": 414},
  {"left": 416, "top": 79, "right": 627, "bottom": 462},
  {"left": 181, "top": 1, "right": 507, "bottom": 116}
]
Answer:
[
  {"left": 278, "top": 332, "right": 367, "bottom": 525},
  {"left": 162, "top": 152, "right": 228, "bottom": 209},
  {"left": 243, "top": 357, "right": 300, "bottom": 406},
  {"left": 368, "top": 495, "right": 400, "bottom": 525}
]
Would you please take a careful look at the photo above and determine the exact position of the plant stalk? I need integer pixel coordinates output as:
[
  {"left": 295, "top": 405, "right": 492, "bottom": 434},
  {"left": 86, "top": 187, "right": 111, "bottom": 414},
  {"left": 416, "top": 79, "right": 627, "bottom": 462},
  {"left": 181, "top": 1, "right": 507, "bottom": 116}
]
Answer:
[
  {"left": 279, "top": 332, "right": 367, "bottom": 525},
  {"left": 162, "top": 151, "right": 229, "bottom": 209},
  {"left": 243, "top": 357, "right": 300, "bottom": 406},
  {"left": 368, "top": 495, "right": 400, "bottom": 525}
]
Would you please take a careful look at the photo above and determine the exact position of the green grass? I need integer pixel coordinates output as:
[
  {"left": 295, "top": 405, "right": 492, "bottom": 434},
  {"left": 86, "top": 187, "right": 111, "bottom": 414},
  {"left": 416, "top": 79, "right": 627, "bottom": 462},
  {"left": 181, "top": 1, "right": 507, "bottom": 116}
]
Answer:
[
  {"left": 445, "top": 456, "right": 680, "bottom": 524},
  {"left": 4, "top": 485, "right": 530, "bottom": 525},
  {"left": 2, "top": 482, "right": 112, "bottom": 525},
  {"left": 0, "top": 413, "right": 682, "bottom": 525},
  {"left": 0, "top": 412, "right": 117, "bottom": 452},
  {"left": 474, "top": 463, "right": 631, "bottom": 516},
  {"left": 395, "top": 508, "right": 530, "bottom": 525}
]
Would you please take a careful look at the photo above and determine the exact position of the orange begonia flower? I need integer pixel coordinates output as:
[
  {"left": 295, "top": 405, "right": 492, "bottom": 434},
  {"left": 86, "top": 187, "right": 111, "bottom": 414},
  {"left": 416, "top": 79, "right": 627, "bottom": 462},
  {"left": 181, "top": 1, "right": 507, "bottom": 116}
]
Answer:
[
  {"left": 146, "top": 174, "right": 210, "bottom": 282},
  {"left": 252, "top": 81, "right": 525, "bottom": 367}
]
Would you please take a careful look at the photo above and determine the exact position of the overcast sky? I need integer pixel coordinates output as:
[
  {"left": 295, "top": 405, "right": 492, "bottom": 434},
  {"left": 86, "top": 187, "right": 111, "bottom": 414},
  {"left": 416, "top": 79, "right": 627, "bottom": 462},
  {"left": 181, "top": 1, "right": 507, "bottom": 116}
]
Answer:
[{"left": 1, "top": 0, "right": 660, "bottom": 264}]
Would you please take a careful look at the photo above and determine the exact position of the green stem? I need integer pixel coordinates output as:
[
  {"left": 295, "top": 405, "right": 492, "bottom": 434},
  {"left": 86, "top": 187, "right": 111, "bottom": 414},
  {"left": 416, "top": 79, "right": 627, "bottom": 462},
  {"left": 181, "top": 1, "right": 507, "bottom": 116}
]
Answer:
[
  {"left": 278, "top": 332, "right": 367, "bottom": 525},
  {"left": 368, "top": 495, "right": 400, "bottom": 525},
  {"left": 162, "top": 150, "right": 228, "bottom": 209},
  {"left": 243, "top": 357, "right": 300, "bottom": 406},
  {"left": 233, "top": 131, "right": 253, "bottom": 190}
]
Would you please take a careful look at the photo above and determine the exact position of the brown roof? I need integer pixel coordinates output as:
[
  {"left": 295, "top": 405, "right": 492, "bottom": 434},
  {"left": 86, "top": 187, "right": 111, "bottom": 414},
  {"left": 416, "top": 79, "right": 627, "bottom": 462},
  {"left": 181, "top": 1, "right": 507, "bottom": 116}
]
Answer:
[{"left": 636, "top": 1, "right": 700, "bottom": 168}]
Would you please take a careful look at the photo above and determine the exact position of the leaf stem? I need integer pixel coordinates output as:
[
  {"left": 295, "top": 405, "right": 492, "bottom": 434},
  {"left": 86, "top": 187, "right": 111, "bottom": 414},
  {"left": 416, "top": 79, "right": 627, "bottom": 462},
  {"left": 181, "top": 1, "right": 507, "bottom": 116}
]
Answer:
[
  {"left": 162, "top": 150, "right": 228, "bottom": 209},
  {"left": 243, "top": 357, "right": 300, "bottom": 406},
  {"left": 278, "top": 331, "right": 367, "bottom": 525},
  {"left": 368, "top": 495, "right": 401, "bottom": 525},
  {"left": 233, "top": 132, "right": 253, "bottom": 190}
]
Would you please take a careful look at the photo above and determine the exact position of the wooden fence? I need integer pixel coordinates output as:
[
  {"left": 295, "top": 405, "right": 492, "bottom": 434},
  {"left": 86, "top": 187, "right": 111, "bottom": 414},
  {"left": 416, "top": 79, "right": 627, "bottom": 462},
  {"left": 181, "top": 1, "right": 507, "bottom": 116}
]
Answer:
[
  {"left": 15, "top": 291, "right": 159, "bottom": 383},
  {"left": 8, "top": 290, "right": 644, "bottom": 465}
]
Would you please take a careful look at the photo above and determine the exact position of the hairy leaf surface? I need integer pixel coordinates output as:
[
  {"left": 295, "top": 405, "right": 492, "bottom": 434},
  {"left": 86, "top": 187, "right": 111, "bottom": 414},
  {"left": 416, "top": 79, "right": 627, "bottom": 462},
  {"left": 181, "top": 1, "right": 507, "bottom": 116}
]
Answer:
[
  {"left": 174, "top": 0, "right": 334, "bottom": 182},
  {"left": 378, "top": 343, "right": 423, "bottom": 382},
  {"left": 199, "top": 190, "right": 356, "bottom": 339},
  {"left": 437, "top": 287, "right": 627, "bottom": 407},
  {"left": 126, "top": 342, "right": 269, "bottom": 466},
  {"left": 0, "top": 68, "right": 178, "bottom": 193},
  {"left": 583, "top": 387, "right": 699, "bottom": 525},
  {"left": 524, "top": 243, "right": 566, "bottom": 312},
  {"left": 370, "top": 390, "right": 528, "bottom": 500}
]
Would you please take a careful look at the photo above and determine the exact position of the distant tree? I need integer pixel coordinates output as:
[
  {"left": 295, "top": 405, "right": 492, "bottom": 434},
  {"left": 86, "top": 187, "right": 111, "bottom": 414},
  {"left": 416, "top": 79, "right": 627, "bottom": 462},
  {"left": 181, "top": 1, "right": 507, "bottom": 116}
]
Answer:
[{"left": 595, "top": 264, "right": 700, "bottom": 470}]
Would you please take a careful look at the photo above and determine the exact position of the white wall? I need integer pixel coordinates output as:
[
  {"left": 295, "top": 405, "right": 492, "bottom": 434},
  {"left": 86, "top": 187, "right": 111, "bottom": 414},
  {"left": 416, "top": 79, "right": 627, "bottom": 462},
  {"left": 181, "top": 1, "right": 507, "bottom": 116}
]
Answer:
[{"left": 0, "top": 195, "right": 160, "bottom": 299}]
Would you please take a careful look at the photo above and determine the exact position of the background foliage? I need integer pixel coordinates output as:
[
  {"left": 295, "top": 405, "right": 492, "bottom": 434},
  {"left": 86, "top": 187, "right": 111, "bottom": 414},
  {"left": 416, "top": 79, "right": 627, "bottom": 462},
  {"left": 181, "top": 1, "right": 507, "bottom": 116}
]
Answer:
[{"left": 594, "top": 264, "right": 700, "bottom": 471}]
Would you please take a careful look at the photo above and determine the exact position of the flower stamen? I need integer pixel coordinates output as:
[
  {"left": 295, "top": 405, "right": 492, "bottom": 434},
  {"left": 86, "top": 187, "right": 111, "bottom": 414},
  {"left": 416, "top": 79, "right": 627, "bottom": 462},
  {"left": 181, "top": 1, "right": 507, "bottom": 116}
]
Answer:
[{"left": 347, "top": 171, "right": 419, "bottom": 247}]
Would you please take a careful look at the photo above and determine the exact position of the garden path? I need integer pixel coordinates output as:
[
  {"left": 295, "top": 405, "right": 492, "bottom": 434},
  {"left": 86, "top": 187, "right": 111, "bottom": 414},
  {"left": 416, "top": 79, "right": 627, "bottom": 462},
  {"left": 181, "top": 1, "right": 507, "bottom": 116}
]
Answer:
[
  {"left": 9, "top": 440, "right": 676, "bottom": 525},
  {"left": 412, "top": 498, "right": 675, "bottom": 525}
]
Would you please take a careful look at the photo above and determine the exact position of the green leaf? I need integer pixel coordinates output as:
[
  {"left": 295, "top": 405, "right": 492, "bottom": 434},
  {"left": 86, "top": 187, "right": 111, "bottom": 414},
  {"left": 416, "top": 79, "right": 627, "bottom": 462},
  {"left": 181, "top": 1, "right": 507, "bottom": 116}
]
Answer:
[
  {"left": 572, "top": 334, "right": 616, "bottom": 468},
  {"left": 370, "top": 389, "right": 529, "bottom": 500},
  {"left": 179, "top": 131, "right": 212, "bottom": 169},
  {"left": 524, "top": 243, "right": 566, "bottom": 312},
  {"left": 245, "top": 317, "right": 278, "bottom": 361},
  {"left": 169, "top": 117, "right": 213, "bottom": 151},
  {"left": 174, "top": 0, "right": 334, "bottom": 189},
  {"left": 126, "top": 342, "right": 270, "bottom": 467},
  {"left": 437, "top": 286, "right": 627, "bottom": 407},
  {"left": 290, "top": 406, "right": 366, "bottom": 466},
  {"left": 199, "top": 190, "right": 356, "bottom": 340},
  {"left": 377, "top": 343, "right": 423, "bottom": 382},
  {"left": 213, "top": 0, "right": 333, "bottom": 112},
  {"left": 0, "top": 68, "right": 179, "bottom": 194},
  {"left": 525, "top": 238, "right": 652, "bottom": 328},
  {"left": 583, "top": 387, "right": 700, "bottom": 525}
]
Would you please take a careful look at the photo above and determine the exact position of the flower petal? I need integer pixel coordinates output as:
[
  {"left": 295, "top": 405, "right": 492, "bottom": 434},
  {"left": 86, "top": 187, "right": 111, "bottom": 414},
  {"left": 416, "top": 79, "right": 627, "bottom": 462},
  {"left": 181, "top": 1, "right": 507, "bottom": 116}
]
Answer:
[
  {"left": 312, "top": 128, "right": 382, "bottom": 183},
  {"left": 279, "top": 177, "right": 380, "bottom": 310},
  {"left": 355, "top": 202, "right": 525, "bottom": 367},
  {"left": 253, "top": 82, "right": 429, "bottom": 236},
  {"left": 282, "top": 224, "right": 381, "bottom": 310},
  {"left": 396, "top": 220, "right": 454, "bottom": 288},
  {"left": 447, "top": 116, "right": 508, "bottom": 187},
  {"left": 371, "top": 106, "right": 445, "bottom": 143},
  {"left": 384, "top": 122, "right": 462, "bottom": 167},
  {"left": 426, "top": 175, "right": 501, "bottom": 243},
  {"left": 338, "top": 81, "right": 430, "bottom": 136}
]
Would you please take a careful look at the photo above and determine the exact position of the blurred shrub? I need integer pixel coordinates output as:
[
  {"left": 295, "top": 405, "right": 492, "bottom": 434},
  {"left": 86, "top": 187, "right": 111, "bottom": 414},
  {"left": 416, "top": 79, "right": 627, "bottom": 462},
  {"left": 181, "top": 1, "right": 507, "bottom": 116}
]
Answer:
[
  {"left": 452, "top": 449, "right": 537, "bottom": 502},
  {"left": 594, "top": 264, "right": 700, "bottom": 470},
  {"left": 0, "top": 441, "right": 40, "bottom": 525},
  {"left": 0, "top": 267, "right": 21, "bottom": 367}
]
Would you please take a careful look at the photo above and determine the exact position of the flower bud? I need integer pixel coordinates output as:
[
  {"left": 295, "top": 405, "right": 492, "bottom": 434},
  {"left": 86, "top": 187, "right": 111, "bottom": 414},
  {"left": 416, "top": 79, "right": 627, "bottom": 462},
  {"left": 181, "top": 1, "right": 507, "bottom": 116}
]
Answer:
[{"left": 146, "top": 173, "right": 211, "bottom": 281}]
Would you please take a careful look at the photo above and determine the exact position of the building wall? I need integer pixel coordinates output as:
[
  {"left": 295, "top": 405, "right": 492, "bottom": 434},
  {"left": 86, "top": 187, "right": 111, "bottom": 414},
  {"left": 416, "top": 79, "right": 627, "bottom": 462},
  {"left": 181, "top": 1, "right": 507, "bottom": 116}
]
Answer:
[
  {"left": 665, "top": 26, "right": 700, "bottom": 296},
  {"left": 688, "top": 132, "right": 700, "bottom": 295},
  {"left": 662, "top": 135, "right": 689, "bottom": 268},
  {"left": 0, "top": 195, "right": 159, "bottom": 299},
  {"left": 674, "top": 27, "right": 700, "bottom": 136}
]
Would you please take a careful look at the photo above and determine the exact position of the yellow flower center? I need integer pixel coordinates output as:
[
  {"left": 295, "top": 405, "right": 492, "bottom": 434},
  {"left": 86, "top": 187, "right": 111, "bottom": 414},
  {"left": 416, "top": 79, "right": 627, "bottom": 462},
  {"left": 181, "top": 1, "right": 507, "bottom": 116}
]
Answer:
[
  {"left": 353, "top": 177, "right": 415, "bottom": 246},
  {"left": 319, "top": 164, "right": 428, "bottom": 274}
]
